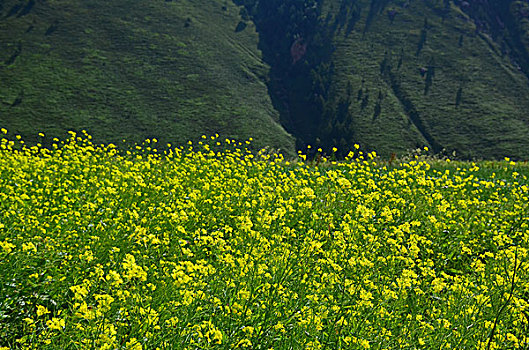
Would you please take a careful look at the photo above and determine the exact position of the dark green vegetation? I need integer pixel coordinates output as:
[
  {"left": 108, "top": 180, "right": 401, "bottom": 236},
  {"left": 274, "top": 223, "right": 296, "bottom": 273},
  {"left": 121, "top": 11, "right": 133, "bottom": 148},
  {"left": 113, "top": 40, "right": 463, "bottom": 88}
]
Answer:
[
  {"left": 0, "top": 0, "right": 295, "bottom": 154},
  {"left": 2, "top": 0, "right": 529, "bottom": 159},
  {"left": 239, "top": 0, "right": 529, "bottom": 159}
]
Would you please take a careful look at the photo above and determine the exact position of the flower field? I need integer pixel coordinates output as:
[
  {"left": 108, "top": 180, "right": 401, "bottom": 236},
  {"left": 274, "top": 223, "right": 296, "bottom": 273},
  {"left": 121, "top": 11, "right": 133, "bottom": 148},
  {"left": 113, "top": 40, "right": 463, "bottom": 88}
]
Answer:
[{"left": 0, "top": 131, "right": 528, "bottom": 349}]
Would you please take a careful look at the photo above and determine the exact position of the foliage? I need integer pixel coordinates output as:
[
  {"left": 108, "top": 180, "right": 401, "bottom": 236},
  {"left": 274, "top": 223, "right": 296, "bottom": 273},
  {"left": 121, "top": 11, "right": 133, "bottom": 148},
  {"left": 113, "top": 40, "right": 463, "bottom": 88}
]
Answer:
[
  {"left": 236, "top": 0, "right": 334, "bottom": 148},
  {"left": 2, "top": 0, "right": 529, "bottom": 162},
  {"left": 0, "top": 0, "right": 295, "bottom": 156},
  {"left": 1, "top": 130, "right": 528, "bottom": 349},
  {"left": 240, "top": 0, "right": 529, "bottom": 159}
]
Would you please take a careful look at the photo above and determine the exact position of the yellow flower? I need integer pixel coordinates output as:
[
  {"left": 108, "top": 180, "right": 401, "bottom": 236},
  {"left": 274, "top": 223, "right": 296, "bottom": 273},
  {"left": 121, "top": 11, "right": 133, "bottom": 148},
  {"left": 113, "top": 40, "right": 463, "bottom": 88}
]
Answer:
[
  {"left": 122, "top": 254, "right": 147, "bottom": 281},
  {"left": 273, "top": 322, "right": 286, "bottom": 333},
  {"left": 70, "top": 284, "right": 89, "bottom": 300},
  {"left": 75, "top": 301, "right": 96, "bottom": 320},
  {"left": 126, "top": 338, "right": 143, "bottom": 350},
  {"left": 337, "top": 177, "right": 351, "bottom": 188},
  {"left": 79, "top": 249, "right": 94, "bottom": 262},
  {"left": 46, "top": 317, "right": 65, "bottom": 331},
  {"left": 36, "top": 305, "right": 50, "bottom": 317},
  {"left": 301, "top": 187, "right": 315, "bottom": 198},
  {"left": 106, "top": 270, "right": 124, "bottom": 287},
  {"left": 207, "top": 328, "right": 223, "bottom": 344},
  {"left": 95, "top": 294, "right": 115, "bottom": 312},
  {"left": 336, "top": 317, "right": 348, "bottom": 326},
  {"left": 360, "top": 339, "right": 370, "bottom": 349},
  {"left": 0, "top": 240, "right": 15, "bottom": 254},
  {"left": 236, "top": 339, "right": 252, "bottom": 348},
  {"left": 22, "top": 242, "right": 37, "bottom": 253}
]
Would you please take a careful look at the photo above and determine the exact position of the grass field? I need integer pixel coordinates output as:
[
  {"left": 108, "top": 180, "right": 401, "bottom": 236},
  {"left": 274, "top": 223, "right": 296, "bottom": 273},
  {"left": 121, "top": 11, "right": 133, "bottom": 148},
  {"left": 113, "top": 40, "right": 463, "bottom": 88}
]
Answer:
[{"left": 0, "top": 130, "right": 528, "bottom": 349}]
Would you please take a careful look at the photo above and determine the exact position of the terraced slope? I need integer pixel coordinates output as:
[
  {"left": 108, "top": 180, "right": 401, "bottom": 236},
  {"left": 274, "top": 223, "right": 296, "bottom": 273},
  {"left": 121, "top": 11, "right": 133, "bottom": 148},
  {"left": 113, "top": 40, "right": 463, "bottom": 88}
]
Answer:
[{"left": 0, "top": 0, "right": 295, "bottom": 154}]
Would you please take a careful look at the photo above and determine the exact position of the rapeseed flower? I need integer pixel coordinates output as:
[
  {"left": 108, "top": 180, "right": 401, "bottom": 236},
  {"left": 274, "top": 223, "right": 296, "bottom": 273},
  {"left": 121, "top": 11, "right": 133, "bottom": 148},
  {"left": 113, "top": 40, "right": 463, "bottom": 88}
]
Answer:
[
  {"left": 0, "top": 133, "right": 527, "bottom": 348},
  {"left": 36, "top": 305, "right": 50, "bottom": 317},
  {"left": 46, "top": 318, "right": 65, "bottom": 331}
]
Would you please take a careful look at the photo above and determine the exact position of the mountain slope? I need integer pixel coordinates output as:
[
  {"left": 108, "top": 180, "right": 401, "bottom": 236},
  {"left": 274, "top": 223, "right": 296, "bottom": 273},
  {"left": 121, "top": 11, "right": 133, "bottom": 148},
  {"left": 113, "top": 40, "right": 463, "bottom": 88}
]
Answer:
[
  {"left": 243, "top": 0, "right": 529, "bottom": 159},
  {"left": 323, "top": 0, "right": 529, "bottom": 159},
  {"left": 0, "top": 0, "right": 295, "bottom": 154},
  {"left": 2, "top": 0, "right": 529, "bottom": 160}
]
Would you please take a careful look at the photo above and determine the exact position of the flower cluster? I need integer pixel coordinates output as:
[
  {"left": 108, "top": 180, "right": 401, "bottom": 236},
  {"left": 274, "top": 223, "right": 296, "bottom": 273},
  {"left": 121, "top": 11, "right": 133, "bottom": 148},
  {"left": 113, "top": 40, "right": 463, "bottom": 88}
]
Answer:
[{"left": 0, "top": 130, "right": 528, "bottom": 349}]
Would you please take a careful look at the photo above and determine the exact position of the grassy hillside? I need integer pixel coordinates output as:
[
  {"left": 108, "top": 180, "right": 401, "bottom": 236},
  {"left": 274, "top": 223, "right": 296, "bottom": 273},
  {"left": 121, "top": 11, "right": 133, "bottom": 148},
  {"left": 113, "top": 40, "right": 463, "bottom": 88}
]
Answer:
[
  {"left": 322, "top": 0, "right": 529, "bottom": 159},
  {"left": 2, "top": 0, "right": 529, "bottom": 160},
  {"left": 241, "top": 0, "right": 529, "bottom": 160},
  {"left": 0, "top": 0, "right": 296, "bottom": 154}
]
